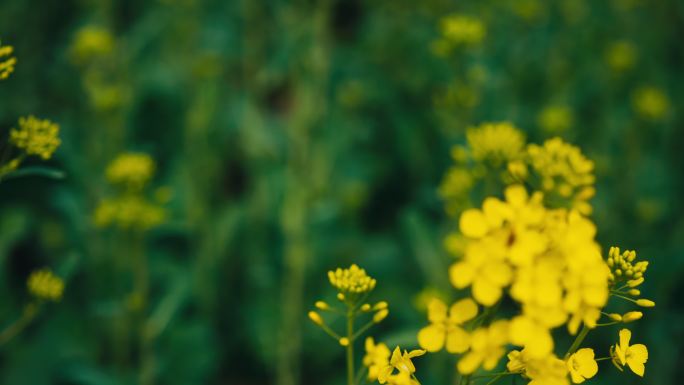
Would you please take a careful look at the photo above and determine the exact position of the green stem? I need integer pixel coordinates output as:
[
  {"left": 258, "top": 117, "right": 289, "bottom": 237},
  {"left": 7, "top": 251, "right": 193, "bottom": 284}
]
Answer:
[
  {"left": 565, "top": 324, "right": 590, "bottom": 358},
  {"left": 351, "top": 319, "right": 375, "bottom": 340},
  {"left": 0, "top": 303, "right": 39, "bottom": 346},
  {"left": 483, "top": 373, "right": 505, "bottom": 385},
  {"left": 347, "top": 310, "right": 354, "bottom": 385},
  {"left": 595, "top": 357, "right": 611, "bottom": 361}
]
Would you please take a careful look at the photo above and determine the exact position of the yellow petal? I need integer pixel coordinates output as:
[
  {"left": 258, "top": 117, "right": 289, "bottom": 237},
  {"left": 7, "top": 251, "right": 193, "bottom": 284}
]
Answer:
[
  {"left": 619, "top": 329, "right": 631, "bottom": 351},
  {"left": 576, "top": 348, "right": 598, "bottom": 379},
  {"left": 505, "top": 184, "right": 528, "bottom": 207},
  {"left": 626, "top": 344, "right": 648, "bottom": 377},
  {"left": 460, "top": 209, "right": 489, "bottom": 238},
  {"left": 445, "top": 326, "right": 470, "bottom": 353},
  {"left": 449, "top": 298, "right": 478, "bottom": 324},
  {"left": 472, "top": 278, "right": 501, "bottom": 306},
  {"left": 457, "top": 352, "right": 482, "bottom": 375},
  {"left": 449, "top": 261, "right": 474, "bottom": 288},
  {"left": 417, "top": 324, "right": 446, "bottom": 352}
]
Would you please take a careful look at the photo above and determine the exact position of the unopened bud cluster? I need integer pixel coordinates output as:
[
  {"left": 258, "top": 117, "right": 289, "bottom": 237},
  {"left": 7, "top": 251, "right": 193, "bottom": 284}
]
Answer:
[
  {"left": 328, "top": 264, "right": 377, "bottom": 295},
  {"left": 607, "top": 247, "right": 648, "bottom": 284}
]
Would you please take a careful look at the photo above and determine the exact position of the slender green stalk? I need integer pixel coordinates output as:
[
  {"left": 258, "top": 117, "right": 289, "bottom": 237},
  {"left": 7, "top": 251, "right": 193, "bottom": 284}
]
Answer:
[
  {"left": 565, "top": 324, "right": 590, "bottom": 358},
  {"left": 0, "top": 303, "right": 39, "bottom": 346},
  {"left": 347, "top": 310, "right": 354, "bottom": 385}
]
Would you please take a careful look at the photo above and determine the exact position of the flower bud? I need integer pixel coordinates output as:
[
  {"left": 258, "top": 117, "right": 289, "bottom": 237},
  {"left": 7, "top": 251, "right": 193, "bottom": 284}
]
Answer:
[
  {"left": 360, "top": 303, "right": 371, "bottom": 312},
  {"left": 308, "top": 311, "right": 324, "bottom": 326},
  {"left": 339, "top": 337, "right": 350, "bottom": 346},
  {"left": 337, "top": 293, "right": 345, "bottom": 301},
  {"left": 373, "top": 301, "right": 388, "bottom": 311},
  {"left": 315, "top": 301, "right": 329, "bottom": 310},
  {"left": 622, "top": 311, "right": 643, "bottom": 323},
  {"left": 628, "top": 289, "right": 641, "bottom": 296},
  {"left": 627, "top": 277, "right": 644, "bottom": 287},
  {"left": 373, "top": 309, "right": 389, "bottom": 323},
  {"left": 608, "top": 313, "right": 623, "bottom": 322},
  {"left": 636, "top": 299, "right": 655, "bottom": 308}
]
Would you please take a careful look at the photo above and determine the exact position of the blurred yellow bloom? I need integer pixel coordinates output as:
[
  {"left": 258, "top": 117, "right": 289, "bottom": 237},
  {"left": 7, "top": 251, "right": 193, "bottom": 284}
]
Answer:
[
  {"left": 566, "top": 348, "right": 598, "bottom": 383},
  {"left": 611, "top": 328, "right": 648, "bottom": 377},
  {"left": 605, "top": 40, "right": 636, "bottom": 72},
  {"left": 10, "top": 116, "right": 61, "bottom": 160},
  {"left": 467, "top": 122, "right": 526, "bottom": 165},
  {"left": 363, "top": 337, "right": 390, "bottom": 381},
  {"left": 538, "top": 105, "right": 574, "bottom": 134},
  {"left": 94, "top": 196, "right": 166, "bottom": 230},
  {"left": 0, "top": 41, "right": 17, "bottom": 80},
  {"left": 632, "top": 86, "right": 669, "bottom": 121},
  {"left": 507, "top": 349, "right": 569, "bottom": 385},
  {"left": 27, "top": 269, "right": 64, "bottom": 301},
  {"left": 328, "top": 264, "right": 376, "bottom": 295},
  {"left": 417, "top": 298, "right": 477, "bottom": 353},
  {"left": 70, "top": 25, "right": 115, "bottom": 64},
  {"left": 440, "top": 15, "right": 485, "bottom": 46},
  {"left": 457, "top": 320, "right": 509, "bottom": 374},
  {"left": 106, "top": 152, "right": 156, "bottom": 190}
]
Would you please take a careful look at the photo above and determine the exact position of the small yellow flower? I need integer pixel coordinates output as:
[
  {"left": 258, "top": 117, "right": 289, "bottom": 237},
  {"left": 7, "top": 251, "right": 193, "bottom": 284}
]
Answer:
[
  {"left": 0, "top": 40, "right": 17, "bottom": 80},
  {"left": 611, "top": 328, "right": 648, "bottom": 377},
  {"left": 27, "top": 269, "right": 64, "bottom": 301},
  {"left": 537, "top": 105, "right": 573, "bottom": 133},
  {"left": 632, "top": 86, "right": 669, "bottom": 121},
  {"left": 363, "top": 337, "right": 391, "bottom": 381},
  {"left": 605, "top": 40, "right": 636, "bottom": 73},
  {"left": 70, "top": 25, "right": 115, "bottom": 64},
  {"left": 417, "top": 298, "right": 477, "bottom": 353},
  {"left": 105, "top": 152, "right": 156, "bottom": 190},
  {"left": 378, "top": 347, "right": 425, "bottom": 385},
  {"left": 566, "top": 348, "right": 598, "bottom": 383},
  {"left": 457, "top": 320, "right": 509, "bottom": 374},
  {"left": 328, "top": 264, "right": 376, "bottom": 296},
  {"left": 10, "top": 116, "right": 61, "bottom": 160},
  {"left": 466, "top": 122, "right": 526, "bottom": 165},
  {"left": 439, "top": 15, "right": 486, "bottom": 46}
]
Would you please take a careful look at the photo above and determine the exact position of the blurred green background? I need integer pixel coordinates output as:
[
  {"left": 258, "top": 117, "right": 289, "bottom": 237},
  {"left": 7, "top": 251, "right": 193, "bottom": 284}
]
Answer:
[{"left": 0, "top": 0, "right": 682, "bottom": 384}]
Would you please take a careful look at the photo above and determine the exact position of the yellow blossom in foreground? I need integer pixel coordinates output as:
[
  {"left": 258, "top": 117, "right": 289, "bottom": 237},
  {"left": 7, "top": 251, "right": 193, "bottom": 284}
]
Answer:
[
  {"left": 457, "top": 320, "right": 509, "bottom": 374},
  {"left": 378, "top": 347, "right": 425, "bottom": 385},
  {"left": 632, "top": 86, "right": 669, "bottom": 121},
  {"left": 566, "top": 348, "right": 598, "bottom": 383},
  {"left": 417, "top": 298, "right": 477, "bottom": 353},
  {"left": 0, "top": 41, "right": 17, "bottom": 80},
  {"left": 106, "top": 152, "right": 156, "bottom": 189},
  {"left": 10, "top": 116, "right": 61, "bottom": 160},
  {"left": 364, "top": 337, "right": 391, "bottom": 381},
  {"left": 328, "top": 264, "right": 376, "bottom": 295},
  {"left": 27, "top": 269, "right": 64, "bottom": 301},
  {"left": 466, "top": 122, "right": 525, "bottom": 165},
  {"left": 611, "top": 328, "right": 648, "bottom": 377}
]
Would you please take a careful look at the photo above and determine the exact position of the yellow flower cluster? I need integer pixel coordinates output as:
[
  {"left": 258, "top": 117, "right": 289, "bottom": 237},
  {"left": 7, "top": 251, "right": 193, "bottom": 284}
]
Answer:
[
  {"left": 27, "top": 269, "right": 64, "bottom": 301},
  {"left": 526, "top": 137, "right": 595, "bottom": 214},
  {"left": 95, "top": 153, "right": 166, "bottom": 231},
  {"left": 605, "top": 40, "right": 636, "bottom": 73},
  {"left": 105, "top": 152, "right": 156, "bottom": 190},
  {"left": 377, "top": 347, "right": 425, "bottom": 385},
  {"left": 328, "top": 264, "right": 377, "bottom": 296},
  {"left": 467, "top": 122, "right": 526, "bottom": 165},
  {"left": 607, "top": 246, "right": 648, "bottom": 285},
  {"left": 537, "top": 105, "right": 574, "bottom": 134},
  {"left": 0, "top": 40, "right": 16, "bottom": 80},
  {"left": 632, "top": 86, "right": 669, "bottom": 121},
  {"left": 440, "top": 15, "right": 486, "bottom": 46},
  {"left": 10, "top": 116, "right": 62, "bottom": 160},
  {"left": 70, "top": 25, "right": 115, "bottom": 64}
]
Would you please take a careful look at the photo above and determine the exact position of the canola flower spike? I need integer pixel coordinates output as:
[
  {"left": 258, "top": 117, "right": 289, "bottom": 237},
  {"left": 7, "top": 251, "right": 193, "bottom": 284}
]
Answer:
[
  {"left": 27, "top": 269, "right": 64, "bottom": 301},
  {"left": 439, "top": 14, "right": 486, "bottom": 46},
  {"left": 632, "top": 86, "right": 669, "bottom": 121},
  {"left": 538, "top": 105, "right": 574, "bottom": 133},
  {"left": 0, "top": 41, "right": 17, "bottom": 80},
  {"left": 607, "top": 246, "right": 648, "bottom": 286},
  {"left": 328, "top": 264, "right": 376, "bottom": 296},
  {"left": 70, "top": 25, "right": 115, "bottom": 64},
  {"left": 526, "top": 137, "right": 595, "bottom": 214},
  {"left": 10, "top": 116, "right": 61, "bottom": 160},
  {"left": 611, "top": 328, "right": 648, "bottom": 377},
  {"left": 106, "top": 152, "right": 156, "bottom": 190},
  {"left": 466, "top": 122, "right": 525, "bottom": 165}
]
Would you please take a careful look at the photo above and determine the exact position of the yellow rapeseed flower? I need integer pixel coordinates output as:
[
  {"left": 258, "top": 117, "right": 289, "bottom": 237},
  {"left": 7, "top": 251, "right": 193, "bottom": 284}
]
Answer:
[
  {"left": 607, "top": 246, "right": 648, "bottom": 286},
  {"left": 457, "top": 320, "right": 509, "bottom": 374},
  {"left": 611, "top": 328, "right": 648, "bottom": 377},
  {"left": 566, "top": 348, "right": 598, "bottom": 383},
  {"left": 537, "top": 105, "right": 574, "bottom": 134},
  {"left": 70, "top": 25, "right": 115, "bottom": 64},
  {"left": 507, "top": 349, "right": 569, "bottom": 385},
  {"left": 10, "top": 116, "right": 61, "bottom": 160},
  {"left": 328, "top": 264, "right": 376, "bottom": 296},
  {"left": 417, "top": 298, "right": 477, "bottom": 353},
  {"left": 440, "top": 15, "right": 486, "bottom": 46},
  {"left": 0, "top": 40, "right": 17, "bottom": 80},
  {"left": 94, "top": 196, "right": 166, "bottom": 230},
  {"left": 378, "top": 347, "right": 425, "bottom": 385},
  {"left": 363, "top": 337, "right": 391, "bottom": 381},
  {"left": 605, "top": 40, "right": 636, "bottom": 73},
  {"left": 632, "top": 86, "right": 669, "bottom": 121},
  {"left": 105, "top": 152, "right": 156, "bottom": 189},
  {"left": 466, "top": 122, "right": 526, "bottom": 165},
  {"left": 27, "top": 269, "right": 64, "bottom": 301}
]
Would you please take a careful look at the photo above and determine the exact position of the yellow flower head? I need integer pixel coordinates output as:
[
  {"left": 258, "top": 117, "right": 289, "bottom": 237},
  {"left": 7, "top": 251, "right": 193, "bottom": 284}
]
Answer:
[
  {"left": 328, "top": 264, "right": 376, "bottom": 296},
  {"left": 10, "top": 116, "right": 61, "bottom": 160},
  {"left": 440, "top": 15, "right": 486, "bottom": 46},
  {"left": 605, "top": 40, "right": 636, "bottom": 73},
  {"left": 378, "top": 347, "right": 425, "bottom": 385},
  {"left": 507, "top": 349, "right": 569, "bottom": 385},
  {"left": 457, "top": 320, "right": 509, "bottom": 374},
  {"left": 566, "top": 348, "right": 598, "bottom": 384},
  {"left": 607, "top": 246, "right": 648, "bottom": 287},
  {"left": 466, "top": 122, "right": 526, "bottom": 165},
  {"left": 70, "top": 25, "right": 115, "bottom": 64},
  {"left": 363, "top": 337, "right": 391, "bottom": 381},
  {"left": 27, "top": 268, "right": 64, "bottom": 301},
  {"left": 418, "top": 298, "right": 477, "bottom": 353},
  {"left": 526, "top": 137, "right": 595, "bottom": 214},
  {"left": 537, "top": 105, "right": 574, "bottom": 133},
  {"left": 106, "top": 152, "right": 156, "bottom": 190},
  {"left": 94, "top": 196, "right": 166, "bottom": 230},
  {"left": 611, "top": 328, "right": 648, "bottom": 377},
  {"left": 632, "top": 86, "right": 669, "bottom": 121},
  {"left": 0, "top": 40, "right": 17, "bottom": 80},
  {"left": 438, "top": 167, "right": 474, "bottom": 215}
]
